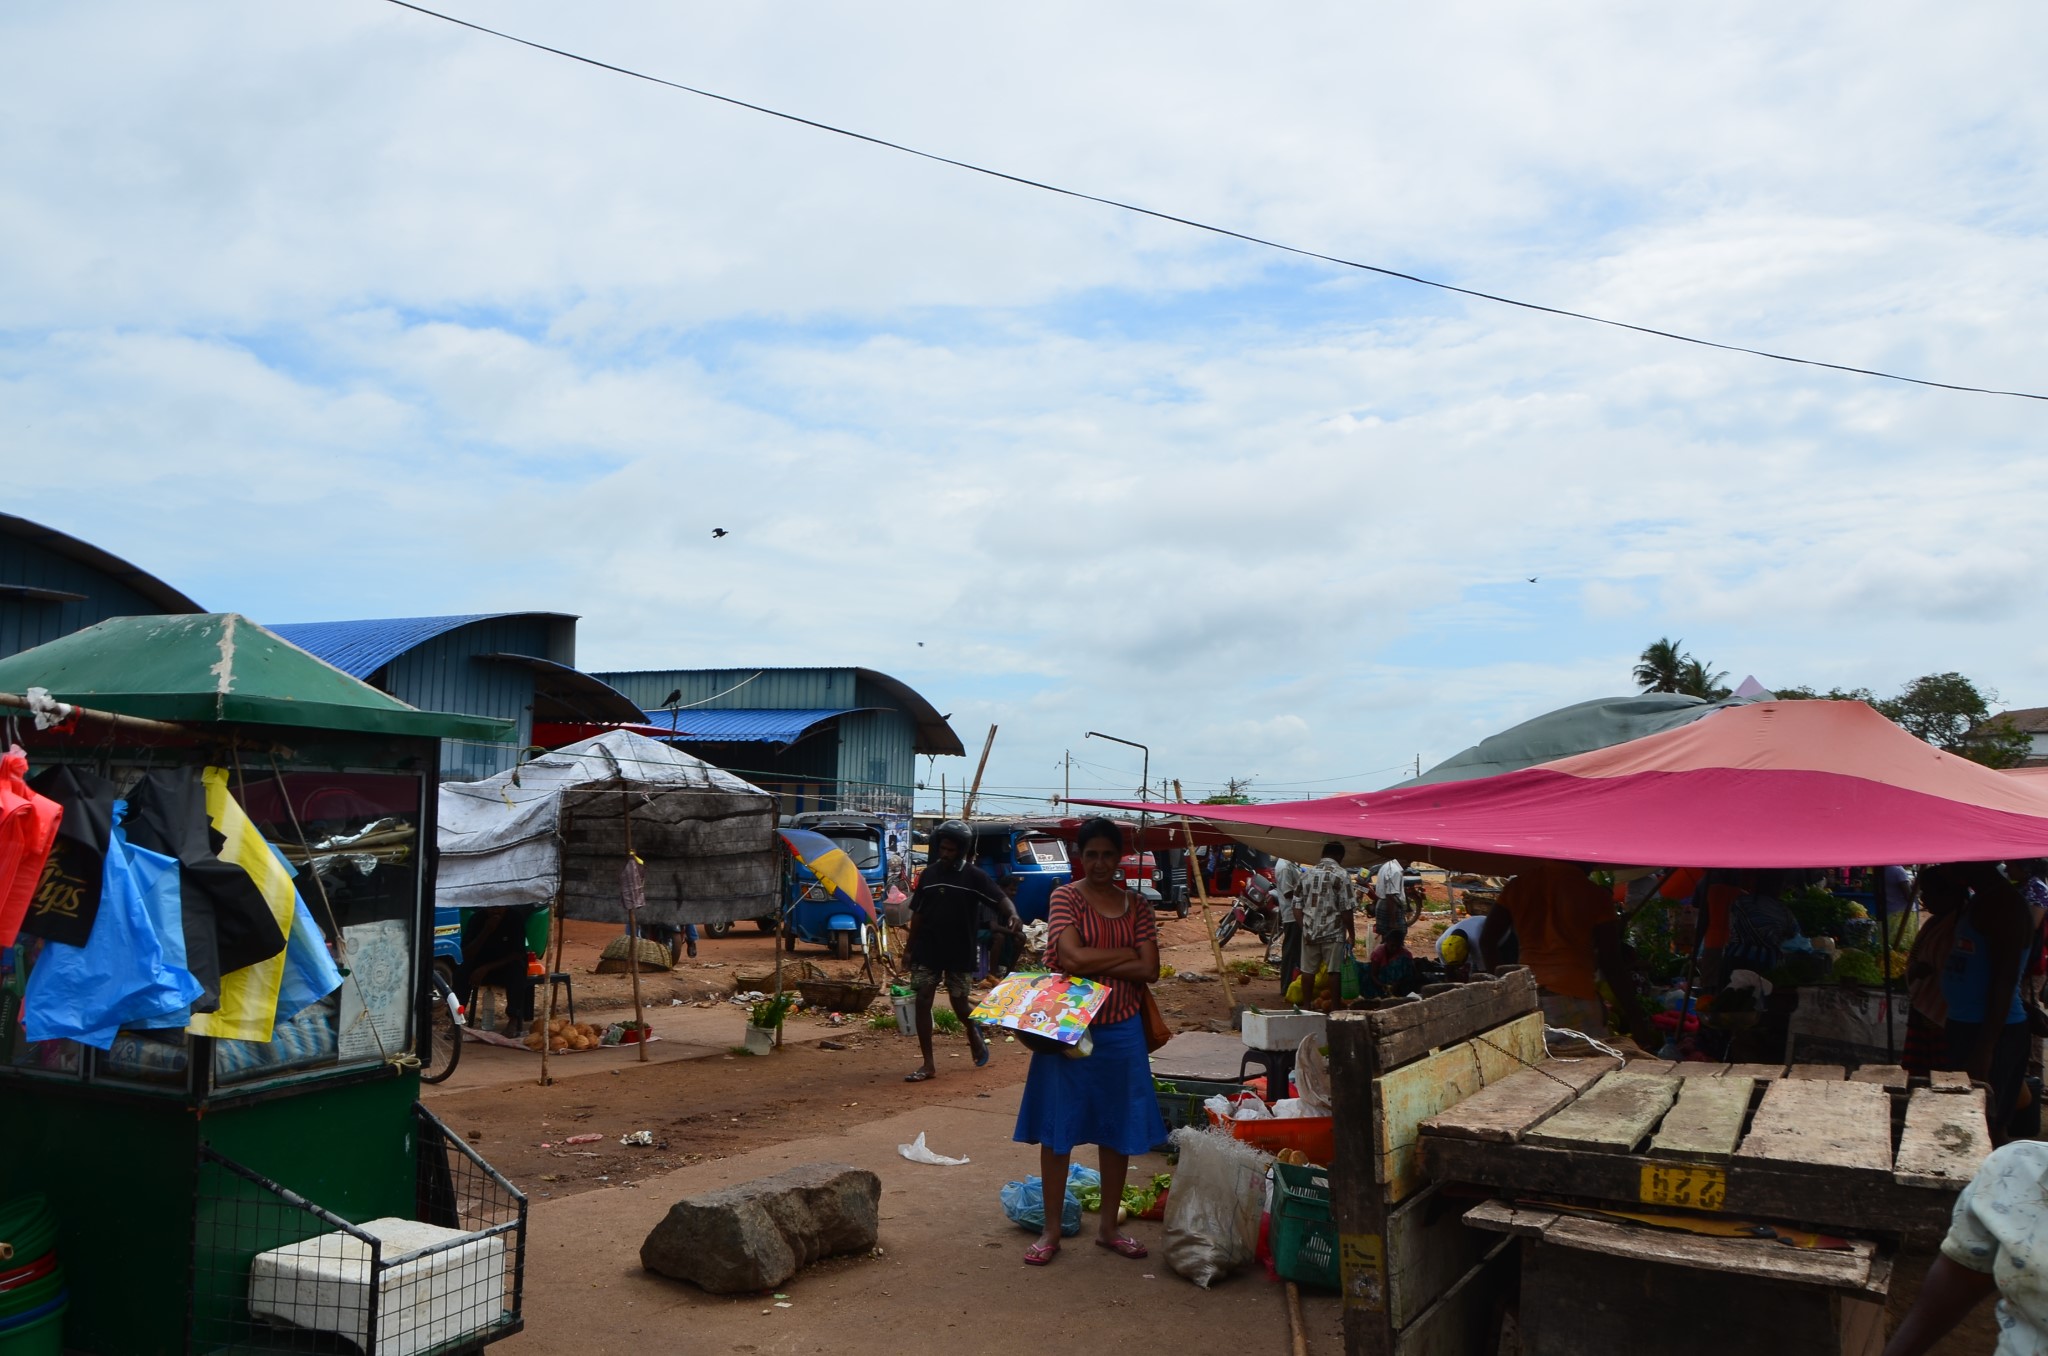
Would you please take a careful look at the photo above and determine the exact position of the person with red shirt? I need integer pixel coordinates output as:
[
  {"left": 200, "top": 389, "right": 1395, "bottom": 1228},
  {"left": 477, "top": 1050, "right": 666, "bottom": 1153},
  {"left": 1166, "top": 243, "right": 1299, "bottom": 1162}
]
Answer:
[{"left": 1012, "top": 816, "right": 1166, "bottom": 1266}]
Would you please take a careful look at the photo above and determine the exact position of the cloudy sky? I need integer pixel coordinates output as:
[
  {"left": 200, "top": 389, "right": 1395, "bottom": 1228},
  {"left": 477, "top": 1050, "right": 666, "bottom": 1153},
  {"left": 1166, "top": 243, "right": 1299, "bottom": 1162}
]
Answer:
[{"left": 4, "top": 2, "right": 2045, "bottom": 809}]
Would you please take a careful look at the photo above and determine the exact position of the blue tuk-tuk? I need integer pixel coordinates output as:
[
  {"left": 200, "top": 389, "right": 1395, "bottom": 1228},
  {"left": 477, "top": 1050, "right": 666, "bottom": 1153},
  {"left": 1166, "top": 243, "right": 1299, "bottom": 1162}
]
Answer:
[
  {"left": 780, "top": 812, "right": 890, "bottom": 958},
  {"left": 966, "top": 819, "right": 1074, "bottom": 924}
]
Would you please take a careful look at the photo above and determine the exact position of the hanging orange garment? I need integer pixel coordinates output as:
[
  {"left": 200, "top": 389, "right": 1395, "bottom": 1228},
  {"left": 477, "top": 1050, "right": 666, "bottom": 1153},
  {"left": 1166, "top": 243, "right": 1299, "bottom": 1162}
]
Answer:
[{"left": 0, "top": 746, "right": 64, "bottom": 947}]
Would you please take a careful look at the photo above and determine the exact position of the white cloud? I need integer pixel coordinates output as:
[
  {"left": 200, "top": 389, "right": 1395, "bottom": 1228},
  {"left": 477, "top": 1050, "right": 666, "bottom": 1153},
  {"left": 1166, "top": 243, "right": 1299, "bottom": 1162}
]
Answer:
[{"left": 3, "top": 1, "right": 2047, "bottom": 801}]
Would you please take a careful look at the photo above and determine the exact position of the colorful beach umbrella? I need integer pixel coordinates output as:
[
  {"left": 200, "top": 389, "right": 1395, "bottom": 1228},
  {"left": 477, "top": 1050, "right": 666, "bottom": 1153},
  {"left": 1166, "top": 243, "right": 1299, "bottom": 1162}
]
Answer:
[
  {"left": 777, "top": 828, "right": 876, "bottom": 918},
  {"left": 1075, "top": 700, "right": 2048, "bottom": 870}
]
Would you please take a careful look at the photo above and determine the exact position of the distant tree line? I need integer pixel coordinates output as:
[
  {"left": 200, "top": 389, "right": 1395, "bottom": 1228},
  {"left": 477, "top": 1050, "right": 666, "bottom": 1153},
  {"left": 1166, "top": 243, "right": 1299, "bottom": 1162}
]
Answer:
[{"left": 1633, "top": 637, "right": 2030, "bottom": 769}]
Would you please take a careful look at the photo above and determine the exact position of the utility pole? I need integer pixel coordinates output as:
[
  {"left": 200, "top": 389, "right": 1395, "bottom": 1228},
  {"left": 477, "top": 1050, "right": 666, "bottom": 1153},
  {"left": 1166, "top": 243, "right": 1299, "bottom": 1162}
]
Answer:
[
  {"left": 1414, "top": 754, "right": 1421, "bottom": 778},
  {"left": 960, "top": 724, "right": 998, "bottom": 820},
  {"left": 940, "top": 773, "right": 947, "bottom": 818},
  {"left": 1064, "top": 750, "right": 1071, "bottom": 805}
]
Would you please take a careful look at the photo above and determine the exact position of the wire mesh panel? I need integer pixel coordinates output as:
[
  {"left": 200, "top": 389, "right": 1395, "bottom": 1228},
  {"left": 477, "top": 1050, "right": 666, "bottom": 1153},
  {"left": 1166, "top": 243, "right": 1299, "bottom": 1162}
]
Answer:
[{"left": 190, "top": 1110, "right": 524, "bottom": 1356}]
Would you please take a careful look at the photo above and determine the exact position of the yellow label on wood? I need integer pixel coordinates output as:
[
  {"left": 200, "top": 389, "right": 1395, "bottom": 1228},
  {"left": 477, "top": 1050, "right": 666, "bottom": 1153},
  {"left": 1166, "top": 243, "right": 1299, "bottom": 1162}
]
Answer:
[
  {"left": 1339, "top": 1232, "right": 1386, "bottom": 1310},
  {"left": 1638, "top": 1162, "right": 1727, "bottom": 1212}
]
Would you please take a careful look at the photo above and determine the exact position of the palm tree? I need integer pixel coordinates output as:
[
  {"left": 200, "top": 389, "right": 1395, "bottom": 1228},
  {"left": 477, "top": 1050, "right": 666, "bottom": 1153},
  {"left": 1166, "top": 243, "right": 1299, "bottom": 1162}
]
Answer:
[
  {"left": 1634, "top": 638, "right": 1685, "bottom": 693},
  {"left": 1677, "top": 657, "right": 1730, "bottom": 701}
]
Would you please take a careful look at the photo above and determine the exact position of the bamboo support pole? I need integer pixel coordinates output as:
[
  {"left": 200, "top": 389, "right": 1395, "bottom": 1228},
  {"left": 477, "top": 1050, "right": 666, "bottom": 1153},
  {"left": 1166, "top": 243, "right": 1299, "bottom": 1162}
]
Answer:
[{"left": 1173, "top": 780, "right": 1232, "bottom": 978}]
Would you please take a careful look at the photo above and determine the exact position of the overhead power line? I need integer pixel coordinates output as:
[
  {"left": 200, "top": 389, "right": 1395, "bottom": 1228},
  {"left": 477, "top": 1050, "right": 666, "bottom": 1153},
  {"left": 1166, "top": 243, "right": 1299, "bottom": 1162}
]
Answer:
[{"left": 382, "top": 0, "right": 2047, "bottom": 405}]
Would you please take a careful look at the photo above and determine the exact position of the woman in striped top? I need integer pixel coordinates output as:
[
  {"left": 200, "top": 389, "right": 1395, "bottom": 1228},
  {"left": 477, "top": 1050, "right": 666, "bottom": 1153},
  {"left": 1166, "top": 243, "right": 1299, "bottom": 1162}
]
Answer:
[{"left": 1013, "top": 817, "right": 1167, "bottom": 1266}]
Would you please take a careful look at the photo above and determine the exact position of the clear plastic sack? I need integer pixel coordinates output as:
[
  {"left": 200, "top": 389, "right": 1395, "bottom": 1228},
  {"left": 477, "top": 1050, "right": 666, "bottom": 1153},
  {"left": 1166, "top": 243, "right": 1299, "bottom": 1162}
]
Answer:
[{"left": 1163, "top": 1127, "right": 1269, "bottom": 1287}]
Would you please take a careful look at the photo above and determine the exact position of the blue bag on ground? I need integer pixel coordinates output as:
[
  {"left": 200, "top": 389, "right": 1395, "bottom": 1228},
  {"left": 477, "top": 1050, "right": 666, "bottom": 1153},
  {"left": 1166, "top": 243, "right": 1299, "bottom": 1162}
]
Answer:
[{"left": 1000, "top": 1165, "right": 1095, "bottom": 1236}]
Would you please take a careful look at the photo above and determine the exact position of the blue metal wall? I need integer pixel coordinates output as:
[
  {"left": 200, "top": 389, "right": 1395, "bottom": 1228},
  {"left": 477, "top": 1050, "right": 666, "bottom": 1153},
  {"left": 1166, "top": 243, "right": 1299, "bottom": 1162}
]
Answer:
[
  {"left": 0, "top": 536, "right": 190, "bottom": 659},
  {"left": 376, "top": 616, "right": 562, "bottom": 781},
  {"left": 598, "top": 667, "right": 916, "bottom": 811}
]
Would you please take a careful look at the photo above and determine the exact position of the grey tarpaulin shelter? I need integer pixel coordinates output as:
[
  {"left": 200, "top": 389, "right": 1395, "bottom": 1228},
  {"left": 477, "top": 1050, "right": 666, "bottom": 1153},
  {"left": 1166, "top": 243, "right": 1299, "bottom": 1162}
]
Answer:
[
  {"left": 436, "top": 730, "right": 779, "bottom": 925},
  {"left": 1397, "top": 689, "right": 1771, "bottom": 787}
]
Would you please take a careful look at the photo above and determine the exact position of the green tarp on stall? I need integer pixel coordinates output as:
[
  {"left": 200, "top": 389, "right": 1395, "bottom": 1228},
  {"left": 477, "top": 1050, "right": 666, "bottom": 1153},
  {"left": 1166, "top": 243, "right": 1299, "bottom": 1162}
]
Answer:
[{"left": 0, "top": 612, "right": 513, "bottom": 742}]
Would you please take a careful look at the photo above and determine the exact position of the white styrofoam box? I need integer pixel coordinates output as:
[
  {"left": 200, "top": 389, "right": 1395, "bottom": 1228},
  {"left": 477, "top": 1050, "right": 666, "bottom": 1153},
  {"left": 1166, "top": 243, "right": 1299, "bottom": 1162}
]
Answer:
[
  {"left": 1241, "top": 1008, "right": 1326, "bottom": 1051},
  {"left": 249, "top": 1216, "right": 507, "bottom": 1356}
]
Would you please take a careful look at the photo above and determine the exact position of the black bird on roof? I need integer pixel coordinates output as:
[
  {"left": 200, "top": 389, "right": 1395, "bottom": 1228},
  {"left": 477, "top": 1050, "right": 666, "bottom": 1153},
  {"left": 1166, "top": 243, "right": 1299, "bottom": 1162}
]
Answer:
[
  {"left": 660, "top": 689, "right": 682, "bottom": 709},
  {"left": 712, "top": 528, "right": 728, "bottom": 539}
]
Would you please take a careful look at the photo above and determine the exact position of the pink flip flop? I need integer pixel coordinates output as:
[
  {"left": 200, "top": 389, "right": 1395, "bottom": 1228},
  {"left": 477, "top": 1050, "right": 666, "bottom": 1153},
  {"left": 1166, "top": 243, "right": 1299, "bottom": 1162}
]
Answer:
[
  {"left": 1023, "top": 1240, "right": 1061, "bottom": 1266},
  {"left": 1095, "top": 1235, "right": 1148, "bottom": 1259}
]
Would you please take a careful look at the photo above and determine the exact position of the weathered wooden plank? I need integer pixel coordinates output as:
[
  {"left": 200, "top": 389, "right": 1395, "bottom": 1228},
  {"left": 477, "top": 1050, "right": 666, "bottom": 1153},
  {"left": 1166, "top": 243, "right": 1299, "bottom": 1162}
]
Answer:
[
  {"left": 1561, "top": 1216, "right": 1880, "bottom": 1293},
  {"left": 1387, "top": 1182, "right": 1486, "bottom": 1328},
  {"left": 1722, "top": 1062, "right": 1785, "bottom": 1081},
  {"left": 1894, "top": 1087, "right": 1992, "bottom": 1189},
  {"left": 1674, "top": 1063, "right": 1733, "bottom": 1078},
  {"left": 1523, "top": 1070, "right": 1680, "bottom": 1154},
  {"left": 1786, "top": 1063, "right": 1847, "bottom": 1081},
  {"left": 1929, "top": 1070, "right": 1973, "bottom": 1094},
  {"left": 1648, "top": 1076, "right": 1755, "bottom": 1161},
  {"left": 1735, "top": 1079, "right": 1892, "bottom": 1172},
  {"left": 1848, "top": 1064, "right": 1909, "bottom": 1090},
  {"left": 1367, "top": 969, "right": 1540, "bottom": 1070},
  {"left": 1420, "top": 1136, "right": 1955, "bottom": 1242},
  {"left": 1389, "top": 1237, "right": 1514, "bottom": 1356},
  {"left": 1374, "top": 1011, "right": 1548, "bottom": 1201},
  {"left": 1624, "top": 1059, "right": 1679, "bottom": 1074},
  {"left": 1419, "top": 1058, "right": 1619, "bottom": 1143}
]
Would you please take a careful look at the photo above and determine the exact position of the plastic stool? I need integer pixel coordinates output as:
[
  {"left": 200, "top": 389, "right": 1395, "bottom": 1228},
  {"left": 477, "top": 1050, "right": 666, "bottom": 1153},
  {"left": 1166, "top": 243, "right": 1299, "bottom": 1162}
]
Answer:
[
  {"left": 542, "top": 973, "right": 575, "bottom": 1023},
  {"left": 1237, "top": 1045, "right": 1298, "bottom": 1101}
]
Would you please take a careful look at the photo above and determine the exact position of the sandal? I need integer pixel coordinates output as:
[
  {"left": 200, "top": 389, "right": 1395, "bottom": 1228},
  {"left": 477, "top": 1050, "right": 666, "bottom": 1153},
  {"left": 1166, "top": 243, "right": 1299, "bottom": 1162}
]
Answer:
[
  {"left": 1095, "top": 1235, "right": 1147, "bottom": 1259},
  {"left": 973, "top": 1041, "right": 991, "bottom": 1068},
  {"left": 1023, "top": 1240, "right": 1060, "bottom": 1266},
  {"left": 903, "top": 1068, "right": 934, "bottom": 1083}
]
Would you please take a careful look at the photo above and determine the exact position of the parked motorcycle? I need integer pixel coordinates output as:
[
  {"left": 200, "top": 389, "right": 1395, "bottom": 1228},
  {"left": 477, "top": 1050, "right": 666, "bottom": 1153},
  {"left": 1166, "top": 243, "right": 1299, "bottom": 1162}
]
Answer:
[{"left": 1214, "top": 870, "right": 1281, "bottom": 951}]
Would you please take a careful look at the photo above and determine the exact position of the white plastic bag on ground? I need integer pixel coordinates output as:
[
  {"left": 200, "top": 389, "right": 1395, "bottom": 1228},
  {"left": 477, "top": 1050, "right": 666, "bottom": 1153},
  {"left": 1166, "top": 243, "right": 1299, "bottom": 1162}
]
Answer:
[
  {"left": 1164, "top": 1127, "right": 1269, "bottom": 1287},
  {"left": 897, "top": 1132, "right": 970, "bottom": 1166}
]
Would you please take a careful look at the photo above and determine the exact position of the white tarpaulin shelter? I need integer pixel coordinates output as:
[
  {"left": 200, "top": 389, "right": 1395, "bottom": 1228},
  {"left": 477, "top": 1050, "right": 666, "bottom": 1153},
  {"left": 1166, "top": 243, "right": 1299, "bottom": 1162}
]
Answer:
[{"left": 437, "top": 730, "right": 780, "bottom": 925}]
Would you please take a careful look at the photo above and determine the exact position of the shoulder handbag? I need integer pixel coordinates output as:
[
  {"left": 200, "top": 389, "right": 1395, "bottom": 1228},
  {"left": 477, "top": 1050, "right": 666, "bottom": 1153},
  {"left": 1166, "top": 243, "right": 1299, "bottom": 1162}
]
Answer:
[{"left": 1139, "top": 984, "right": 1172, "bottom": 1052}]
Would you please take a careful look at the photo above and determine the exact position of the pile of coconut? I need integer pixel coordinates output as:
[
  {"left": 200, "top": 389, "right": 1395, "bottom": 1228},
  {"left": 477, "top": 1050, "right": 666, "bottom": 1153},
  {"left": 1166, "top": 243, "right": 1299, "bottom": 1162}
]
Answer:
[{"left": 524, "top": 1016, "right": 607, "bottom": 1052}]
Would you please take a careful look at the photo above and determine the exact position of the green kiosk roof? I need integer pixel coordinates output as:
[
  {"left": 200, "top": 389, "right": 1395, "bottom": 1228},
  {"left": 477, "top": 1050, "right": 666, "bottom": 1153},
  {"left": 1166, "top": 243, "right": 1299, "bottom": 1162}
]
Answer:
[{"left": 0, "top": 613, "right": 515, "bottom": 742}]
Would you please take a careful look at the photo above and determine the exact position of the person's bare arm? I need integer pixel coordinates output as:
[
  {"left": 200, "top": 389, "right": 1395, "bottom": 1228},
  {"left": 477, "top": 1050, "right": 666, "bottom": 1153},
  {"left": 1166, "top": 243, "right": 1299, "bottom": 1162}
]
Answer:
[
  {"left": 1055, "top": 929, "right": 1159, "bottom": 983},
  {"left": 1882, "top": 1254, "right": 1996, "bottom": 1356}
]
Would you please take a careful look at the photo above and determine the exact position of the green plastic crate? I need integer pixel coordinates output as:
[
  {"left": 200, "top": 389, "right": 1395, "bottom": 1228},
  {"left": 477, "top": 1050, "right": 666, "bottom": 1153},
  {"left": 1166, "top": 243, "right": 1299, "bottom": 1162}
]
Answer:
[
  {"left": 1273, "top": 1159, "right": 1330, "bottom": 1199},
  {"left": 1272, "top": 1201, "right": 1338, "bottom": 1290},
  {"left": 1151, "top": 1077, "right": 1247, "bottom": 1149}
]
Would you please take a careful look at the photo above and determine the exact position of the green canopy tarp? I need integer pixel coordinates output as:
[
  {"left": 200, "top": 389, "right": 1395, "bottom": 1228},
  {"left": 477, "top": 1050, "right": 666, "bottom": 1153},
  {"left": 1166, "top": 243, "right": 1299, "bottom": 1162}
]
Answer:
[{"left": 0, "top": 613, "right": 513, "bottom": 742}]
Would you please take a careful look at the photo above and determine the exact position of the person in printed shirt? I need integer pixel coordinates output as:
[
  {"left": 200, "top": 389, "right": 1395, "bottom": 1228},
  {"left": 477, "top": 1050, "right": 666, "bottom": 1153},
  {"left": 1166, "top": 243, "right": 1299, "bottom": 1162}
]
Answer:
[
  {"left": 1271, "top": 857, "right": 1304, "bottom": 997},
  {"left": 1883, "top": 1139, "right": 2048, "bottom": 1356},
  {"left": 1297, "top": 842, "right": 1357, "bottom": 977},
  {"left": 1012, "top": 817, "right": 1166, "bottom": 1267}
]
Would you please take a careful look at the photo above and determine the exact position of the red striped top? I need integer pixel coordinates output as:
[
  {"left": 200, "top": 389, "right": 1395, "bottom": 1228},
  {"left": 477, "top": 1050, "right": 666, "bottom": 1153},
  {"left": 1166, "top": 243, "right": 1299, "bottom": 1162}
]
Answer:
[{"left": 1046, "top": 883, "right": 1157, "bottom": 1026}]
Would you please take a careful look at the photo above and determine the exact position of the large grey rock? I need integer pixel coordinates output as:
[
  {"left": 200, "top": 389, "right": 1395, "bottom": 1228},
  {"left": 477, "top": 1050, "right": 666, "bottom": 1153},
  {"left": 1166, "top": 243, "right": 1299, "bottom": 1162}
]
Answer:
[{"left": 639, "top": 1163, "right": 881, "bottom": 1293}]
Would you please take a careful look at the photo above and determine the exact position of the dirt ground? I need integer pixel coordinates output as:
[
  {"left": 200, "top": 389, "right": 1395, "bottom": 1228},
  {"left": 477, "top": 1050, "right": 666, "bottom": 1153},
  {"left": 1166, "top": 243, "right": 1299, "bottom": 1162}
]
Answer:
[{"left": 435, "top": 912, "right": 2000, "bottom": 1355}]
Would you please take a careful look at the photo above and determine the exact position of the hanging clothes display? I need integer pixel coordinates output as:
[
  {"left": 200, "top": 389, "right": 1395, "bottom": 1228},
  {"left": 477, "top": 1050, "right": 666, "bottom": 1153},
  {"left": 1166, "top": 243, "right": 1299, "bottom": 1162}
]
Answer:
[
  {"left": 123, "top": 767, "right": 289, "bottom": 1014},
  {"left": 22, "top": 764, "right": 117, "bottom": 947},
  {"left": 184, "top": 768, "right": 300, "bottom": 1043},
  {"left": 0, "top": 745, "right": 64, "bottom": 948},
  {"left": 20, "top": 801, "right": 205, "bottom": 1049}
]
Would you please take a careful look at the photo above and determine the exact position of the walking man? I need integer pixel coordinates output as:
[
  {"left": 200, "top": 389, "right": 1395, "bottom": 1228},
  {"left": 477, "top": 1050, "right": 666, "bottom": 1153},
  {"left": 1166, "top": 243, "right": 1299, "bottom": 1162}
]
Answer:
[
  {"left": 1272, "top": 857, "right": 1304, "bottom": 996},
  {"left": 902, "top": 820, "right": 1010, "bottom": 1081},
  {"left": 1298, "top": 842, "right": 1358, "bottom": 978}
]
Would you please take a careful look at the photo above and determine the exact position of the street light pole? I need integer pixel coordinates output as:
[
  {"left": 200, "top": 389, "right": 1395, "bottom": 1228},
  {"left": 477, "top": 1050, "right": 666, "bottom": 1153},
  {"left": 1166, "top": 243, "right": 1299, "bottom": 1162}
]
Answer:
[{"left": 1085, "top": 730, "right": 1150, "bottom": 898}]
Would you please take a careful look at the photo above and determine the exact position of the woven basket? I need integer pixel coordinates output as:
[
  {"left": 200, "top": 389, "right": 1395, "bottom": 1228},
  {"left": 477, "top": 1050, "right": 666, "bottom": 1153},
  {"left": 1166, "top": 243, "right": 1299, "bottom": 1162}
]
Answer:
[
  {"left": 595, "top": 936, "right": 675, "bottom": 973},
  {"left": 797, "top": 979, "right": 882, "bottom": 1014},
  {"left": 732, "top": 959, "right": 827, "bottom": 993}
]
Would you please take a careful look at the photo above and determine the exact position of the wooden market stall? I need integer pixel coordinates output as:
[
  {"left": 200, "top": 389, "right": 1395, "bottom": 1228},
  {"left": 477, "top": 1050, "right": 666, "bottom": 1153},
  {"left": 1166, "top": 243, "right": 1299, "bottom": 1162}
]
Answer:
[{"left": 0, "top": 614, "right": 529, "bottom": 1356}]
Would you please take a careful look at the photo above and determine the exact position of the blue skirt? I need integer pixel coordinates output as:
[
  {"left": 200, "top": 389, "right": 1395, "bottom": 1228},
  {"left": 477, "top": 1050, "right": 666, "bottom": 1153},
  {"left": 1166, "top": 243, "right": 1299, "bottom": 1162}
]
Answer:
[{"left": 1012, "top": 1013, "right": 1167, "bottom": 1156}]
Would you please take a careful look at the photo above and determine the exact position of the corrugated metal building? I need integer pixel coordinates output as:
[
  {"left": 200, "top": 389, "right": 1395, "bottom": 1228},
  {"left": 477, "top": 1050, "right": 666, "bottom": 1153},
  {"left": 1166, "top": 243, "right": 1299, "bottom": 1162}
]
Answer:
[
  {"left": 270, "top": 613, "right": 643, "bottom": 781},
  {"left": 0, "top": 514, "right": 203, "bottom": 659},
  {"left": 594, "top": 667, "right": 964, "bottom": 813}
]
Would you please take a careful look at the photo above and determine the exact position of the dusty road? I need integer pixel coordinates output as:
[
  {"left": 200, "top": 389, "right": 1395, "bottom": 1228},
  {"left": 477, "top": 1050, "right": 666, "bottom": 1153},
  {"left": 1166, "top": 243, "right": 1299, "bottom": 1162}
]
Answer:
[{"left": 430, "top": 913, "right": 1992, "bottom": 1356}]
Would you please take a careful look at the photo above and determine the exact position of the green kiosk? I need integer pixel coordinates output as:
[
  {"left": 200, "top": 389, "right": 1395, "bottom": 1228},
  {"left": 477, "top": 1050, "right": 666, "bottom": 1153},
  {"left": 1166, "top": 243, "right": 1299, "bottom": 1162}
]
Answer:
[{"left": 0, "top": 614, "right": 526, "bottom": 1356}]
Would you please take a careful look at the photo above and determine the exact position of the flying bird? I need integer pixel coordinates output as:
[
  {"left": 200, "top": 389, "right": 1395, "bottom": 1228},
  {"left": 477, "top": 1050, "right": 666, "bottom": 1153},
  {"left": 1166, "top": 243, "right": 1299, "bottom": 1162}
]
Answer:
[
  {"left": 1527, "top": 577, "right": 1538, "bottom": 583},
  {"left": 711, "top": 528, "right": 728, "bottom": 539},
  {"left": 917, "top": 641, "right": 925, "bottom": 647}
]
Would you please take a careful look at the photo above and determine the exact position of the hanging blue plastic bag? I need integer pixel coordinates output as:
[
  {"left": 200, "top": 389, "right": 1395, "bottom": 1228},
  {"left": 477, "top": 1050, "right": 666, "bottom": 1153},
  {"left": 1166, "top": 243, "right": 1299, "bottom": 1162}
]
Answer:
[
  {"left": 1000, "top": 1175, "right": 1083, "bottom": 1236},
  {"left": 23, "top": 804, "right": 203, "bottom": 1048}
]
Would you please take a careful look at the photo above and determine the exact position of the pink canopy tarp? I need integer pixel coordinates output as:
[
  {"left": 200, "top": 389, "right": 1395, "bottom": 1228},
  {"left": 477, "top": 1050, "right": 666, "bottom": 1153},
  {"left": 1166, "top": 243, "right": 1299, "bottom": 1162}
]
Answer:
[{"left": 1074, "top": 701, "right": 2048, "bottom": 870}]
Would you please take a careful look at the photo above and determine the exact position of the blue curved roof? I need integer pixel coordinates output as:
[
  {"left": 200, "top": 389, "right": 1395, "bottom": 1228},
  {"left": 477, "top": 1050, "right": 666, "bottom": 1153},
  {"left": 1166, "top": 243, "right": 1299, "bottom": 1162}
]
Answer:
[
  {"left": 642, "top": 707, "right": 866, "bottom": 748},
  {"left": 267, "top": 614, "right": 511, "bottom": 678}
]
